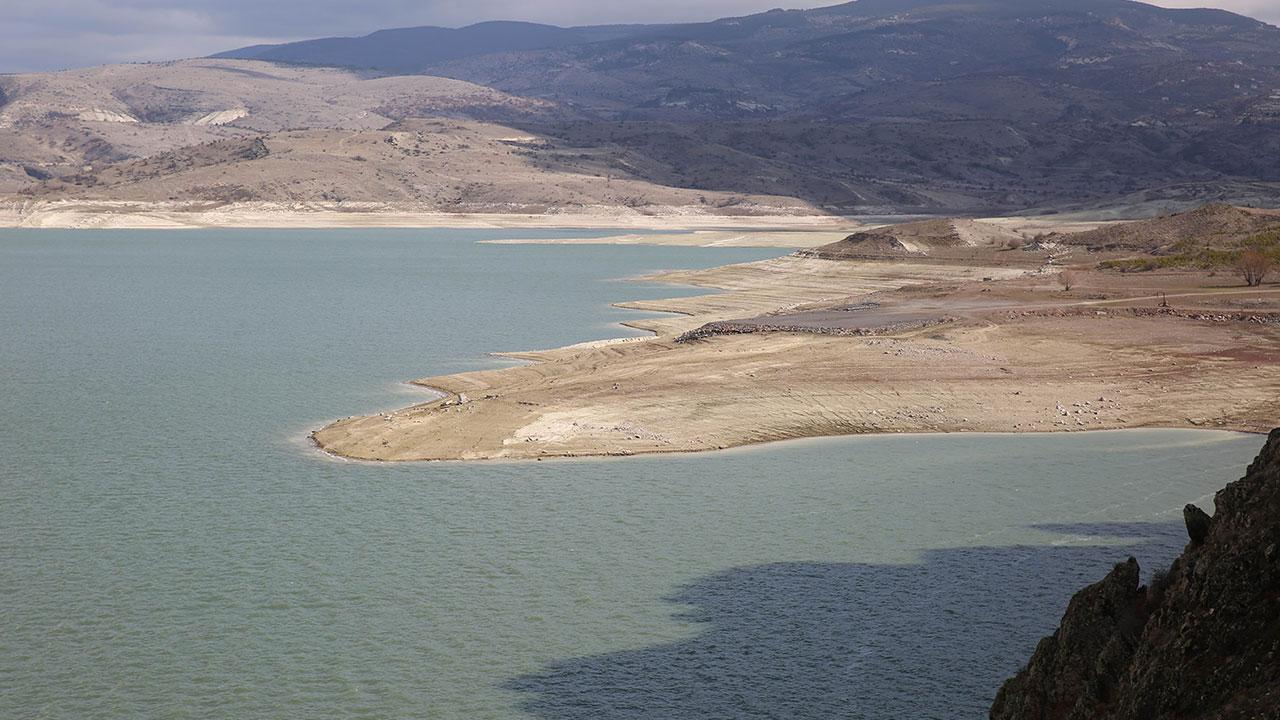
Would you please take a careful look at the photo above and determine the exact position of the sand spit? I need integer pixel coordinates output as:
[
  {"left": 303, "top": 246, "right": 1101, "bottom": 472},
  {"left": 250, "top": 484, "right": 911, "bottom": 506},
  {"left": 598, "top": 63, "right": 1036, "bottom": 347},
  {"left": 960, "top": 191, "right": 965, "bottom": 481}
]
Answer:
[{"left": 313, "top": 248, "right": 1280, "bottom": 462}]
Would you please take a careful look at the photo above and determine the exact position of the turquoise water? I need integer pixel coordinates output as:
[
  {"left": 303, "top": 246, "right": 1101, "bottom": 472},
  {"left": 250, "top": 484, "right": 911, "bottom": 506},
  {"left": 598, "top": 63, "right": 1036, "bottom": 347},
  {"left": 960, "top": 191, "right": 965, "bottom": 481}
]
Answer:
[{"left": 0, "top": 229, "right": 1262, "bottom": 719}]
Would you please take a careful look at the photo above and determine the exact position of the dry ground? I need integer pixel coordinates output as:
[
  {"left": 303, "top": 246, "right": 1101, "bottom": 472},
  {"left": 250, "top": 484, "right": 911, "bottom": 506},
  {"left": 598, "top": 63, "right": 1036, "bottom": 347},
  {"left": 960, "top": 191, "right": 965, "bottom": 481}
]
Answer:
[{"left": 314, "top": 247, "right": 1280, "bottom": 461}]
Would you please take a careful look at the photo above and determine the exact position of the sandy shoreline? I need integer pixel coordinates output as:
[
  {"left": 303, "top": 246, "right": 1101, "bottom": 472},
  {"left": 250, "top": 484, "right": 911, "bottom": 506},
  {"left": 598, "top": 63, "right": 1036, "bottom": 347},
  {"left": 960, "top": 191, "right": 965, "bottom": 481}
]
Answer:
[
  {"left": 0, "top": 200, "right": 858, "bottom": 232},
  {"left": 0, "top": 200, "right": 1104, "bottom": 244},
  {"left": 311, "top": 421, "right": 1266, "bottom": 466},
  {"left": 19, "top": 204, "right": 1265, "bottom": 463},
  {"left": 312, "top": 245, "right": 1280, "bottom": 462},
  {"left": 314, "top": 325, "right": 1277, "bottom": 462}
]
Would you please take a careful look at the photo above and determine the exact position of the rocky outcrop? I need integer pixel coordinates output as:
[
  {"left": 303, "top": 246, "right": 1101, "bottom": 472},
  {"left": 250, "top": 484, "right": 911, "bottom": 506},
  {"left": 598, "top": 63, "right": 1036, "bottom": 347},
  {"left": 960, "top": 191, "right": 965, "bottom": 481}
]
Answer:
[
  {"left": 990, "top": 559, "right": 1148, "bottom": 719},
  {"left": 1001, "top": 307, "right": 1280, "bottom": 326},
  {"left": 674, "top": 317, "right": 951, "bottom": 343},
  {"left": 797, "top": 218, "right": 1025, "bottom": 261},
  {"left": 238, "top": 137, "right": 269, "bottom": 161},
  {"left": 1183, "top": 504, "right": 1212, "bottom": 545},
  {"left": 991, "top": 428, "right": 1280, "bottom": 719},
  {"left": 797, "top": 231, "right": 918, "bottom": 260}
]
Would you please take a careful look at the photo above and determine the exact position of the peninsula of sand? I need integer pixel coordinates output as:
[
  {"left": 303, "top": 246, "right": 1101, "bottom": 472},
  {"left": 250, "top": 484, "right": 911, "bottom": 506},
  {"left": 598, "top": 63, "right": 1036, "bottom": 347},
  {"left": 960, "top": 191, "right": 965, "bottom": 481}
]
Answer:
[{"left": 312, "top": 210, "right": 1280, "bottom": 462}]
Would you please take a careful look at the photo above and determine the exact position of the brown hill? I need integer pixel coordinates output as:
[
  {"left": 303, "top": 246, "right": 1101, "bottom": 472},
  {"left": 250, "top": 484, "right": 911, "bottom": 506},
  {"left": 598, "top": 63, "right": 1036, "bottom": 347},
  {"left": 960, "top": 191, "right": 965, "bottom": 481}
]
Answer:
[
  {"left": 0, "top": 60, "right": 811, "bottom": 217},
  {"left": 991, "top": 429, "right": 1280, "bottom": 720},
  {"left": 0, "top": 59, "right": 557, "bottom": 193},
  {"left": 802, "top": 218, "right": 1025, "bottom": 259},
  {"left": 16, "top": 120, "right": 807, "bottom": 214},
  {"left": 1062, "top": 204, "right": 1280, "bottom": 254}
]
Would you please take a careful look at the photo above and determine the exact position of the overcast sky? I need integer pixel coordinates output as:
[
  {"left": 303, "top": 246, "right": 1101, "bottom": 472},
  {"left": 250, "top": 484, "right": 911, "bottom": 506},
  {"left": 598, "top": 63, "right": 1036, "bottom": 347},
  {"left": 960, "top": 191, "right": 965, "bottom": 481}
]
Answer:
[{"left": 3, "top": 0, "right": 1279, "bottom": 74}]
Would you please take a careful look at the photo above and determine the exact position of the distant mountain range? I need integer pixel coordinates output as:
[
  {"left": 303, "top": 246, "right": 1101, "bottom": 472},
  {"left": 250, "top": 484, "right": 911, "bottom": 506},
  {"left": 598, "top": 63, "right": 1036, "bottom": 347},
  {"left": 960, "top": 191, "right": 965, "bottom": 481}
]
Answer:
[
  {"left": 207, "top": 0, "right": 1280, "bottom": 213},
  {"left": 4, "top": 0, "right": 1280, "bottom": 217},
  {"left": 214, "top": 21, "right": 662, "bottom": 73},
  {"left": 218, "top": 0, "right": 1280, "bottom": 124}
]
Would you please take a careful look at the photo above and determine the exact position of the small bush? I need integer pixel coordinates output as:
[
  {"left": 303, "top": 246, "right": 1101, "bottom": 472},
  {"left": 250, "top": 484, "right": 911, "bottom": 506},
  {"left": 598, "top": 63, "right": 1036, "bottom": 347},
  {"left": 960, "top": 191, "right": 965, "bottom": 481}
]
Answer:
[{"left": 1238, "top": 249, "right": 1274, "bottom": 286}]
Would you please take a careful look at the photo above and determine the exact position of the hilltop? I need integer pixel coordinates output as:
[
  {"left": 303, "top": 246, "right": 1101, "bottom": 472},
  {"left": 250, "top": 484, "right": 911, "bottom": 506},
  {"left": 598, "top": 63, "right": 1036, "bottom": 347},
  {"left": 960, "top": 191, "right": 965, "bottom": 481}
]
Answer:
[
  {"left": 801, "top": 218, "right": 1026, "bottom": 258},
  {"left": 213, "top": 21, "right": 653, "bottom": 73},
  {"left": 1061, "top": 203, "right": 1280, "bottom": 253}
]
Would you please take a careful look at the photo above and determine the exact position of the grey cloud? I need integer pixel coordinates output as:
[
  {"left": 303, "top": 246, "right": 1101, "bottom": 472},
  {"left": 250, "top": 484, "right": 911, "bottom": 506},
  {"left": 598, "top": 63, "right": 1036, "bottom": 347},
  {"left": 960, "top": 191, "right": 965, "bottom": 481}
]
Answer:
[{"left": 2, "top": 0, "right": 1278, "bottom": 74}]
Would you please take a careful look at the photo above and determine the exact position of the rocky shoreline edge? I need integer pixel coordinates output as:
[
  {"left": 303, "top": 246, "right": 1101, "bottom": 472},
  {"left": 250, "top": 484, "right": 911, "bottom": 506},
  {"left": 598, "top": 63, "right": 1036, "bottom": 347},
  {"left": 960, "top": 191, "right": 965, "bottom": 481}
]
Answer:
[{"left": 991, "top": 428, "right": 1280, "bottom": 719}]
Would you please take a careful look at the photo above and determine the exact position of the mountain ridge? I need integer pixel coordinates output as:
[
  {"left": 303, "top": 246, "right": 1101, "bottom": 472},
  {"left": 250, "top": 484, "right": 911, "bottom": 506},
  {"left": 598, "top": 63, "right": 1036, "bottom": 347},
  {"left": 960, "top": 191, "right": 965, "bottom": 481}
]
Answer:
[
  {"left": 5, "top": 0, "right": 1280, "bottom": 216},
  {"left": 203, "top": 0, "right": 1280, "bottom": 212},
  {"left": 212, "top": 20, "right": 661, "bottom": 72}
]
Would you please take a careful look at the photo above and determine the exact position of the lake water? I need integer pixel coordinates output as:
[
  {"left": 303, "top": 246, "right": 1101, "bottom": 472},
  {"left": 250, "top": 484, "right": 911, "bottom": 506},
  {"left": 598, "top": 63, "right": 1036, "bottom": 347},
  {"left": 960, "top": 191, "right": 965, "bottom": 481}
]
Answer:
[{"left": 0, "top": 229, "right": 1262, "bottom": 719}]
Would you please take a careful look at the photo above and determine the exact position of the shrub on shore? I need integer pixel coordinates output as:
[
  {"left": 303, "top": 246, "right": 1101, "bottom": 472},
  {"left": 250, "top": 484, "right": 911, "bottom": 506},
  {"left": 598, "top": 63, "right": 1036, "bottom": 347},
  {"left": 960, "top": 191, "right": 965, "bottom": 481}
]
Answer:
[{"left": 1237, "top": 249, "right": 1273, "bottom": 286}]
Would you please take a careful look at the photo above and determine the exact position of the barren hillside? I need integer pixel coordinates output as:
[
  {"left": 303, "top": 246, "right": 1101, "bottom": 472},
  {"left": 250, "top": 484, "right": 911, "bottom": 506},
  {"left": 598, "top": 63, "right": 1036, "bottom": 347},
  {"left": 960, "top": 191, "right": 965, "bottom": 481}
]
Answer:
[
  {"left": 801, "top": 218, "right": 1027, "bottom": 258},
  {"left": 18, "top": 118, "right": 809, "bottom": 213},
  {"left": 1061, "top": 203, "right": 1280, "bottom": 253},
  {"left": 0, "top": 59, "right": 812, "bottom": 218},
  {"left": 7, "top": 0, "right": 1280, "bottom": 219}
]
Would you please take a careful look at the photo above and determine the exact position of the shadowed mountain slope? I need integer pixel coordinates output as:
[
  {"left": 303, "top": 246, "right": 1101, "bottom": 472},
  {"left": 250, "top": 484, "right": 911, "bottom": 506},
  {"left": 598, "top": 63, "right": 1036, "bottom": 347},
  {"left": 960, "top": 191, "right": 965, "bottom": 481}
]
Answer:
[
  {"left": 207, "top": 0, "right": 1280, "bottom": 213},
  {"left": 224, "top": 0, "right": 1280, "bottom": 125},
  {"left": 214, "top": 22, "right": 656, "bottom": 73},
  {"left": 7, "top": 0, "right": 1280, "bottom": 216}
]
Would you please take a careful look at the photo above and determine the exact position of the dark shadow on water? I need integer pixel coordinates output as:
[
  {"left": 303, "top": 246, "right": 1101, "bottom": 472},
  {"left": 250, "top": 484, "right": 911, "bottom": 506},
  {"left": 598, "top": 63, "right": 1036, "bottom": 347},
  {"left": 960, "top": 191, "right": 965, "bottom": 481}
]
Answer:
[
  {"left": 1029, "top": 521, "right": 1185, "bottom": 539},
  {"left": 505, "top": 522, "right": 1188, "bottom": 720}
]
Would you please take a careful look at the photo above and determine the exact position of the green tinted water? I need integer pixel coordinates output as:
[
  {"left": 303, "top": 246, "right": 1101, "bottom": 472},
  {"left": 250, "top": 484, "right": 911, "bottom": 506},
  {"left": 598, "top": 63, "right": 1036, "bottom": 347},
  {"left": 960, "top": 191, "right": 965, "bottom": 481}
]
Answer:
[{"left": 0, "top": 229, "right": 1260, "bottom": 719}]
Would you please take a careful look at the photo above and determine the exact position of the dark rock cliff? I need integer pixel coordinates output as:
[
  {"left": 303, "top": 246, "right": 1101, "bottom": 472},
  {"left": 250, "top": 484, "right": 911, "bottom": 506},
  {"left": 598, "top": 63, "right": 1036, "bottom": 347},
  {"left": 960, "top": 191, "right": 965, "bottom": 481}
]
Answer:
[{"left": 991, "top": 429, "right": 1280, "bottom": 719}]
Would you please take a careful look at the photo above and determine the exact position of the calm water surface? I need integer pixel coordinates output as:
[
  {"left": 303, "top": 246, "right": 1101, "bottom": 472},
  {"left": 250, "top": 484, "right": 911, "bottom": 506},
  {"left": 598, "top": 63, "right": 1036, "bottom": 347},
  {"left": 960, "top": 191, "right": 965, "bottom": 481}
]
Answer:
[{"left": 0, "top": 229, "right": 1261, "bottom": 719}]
